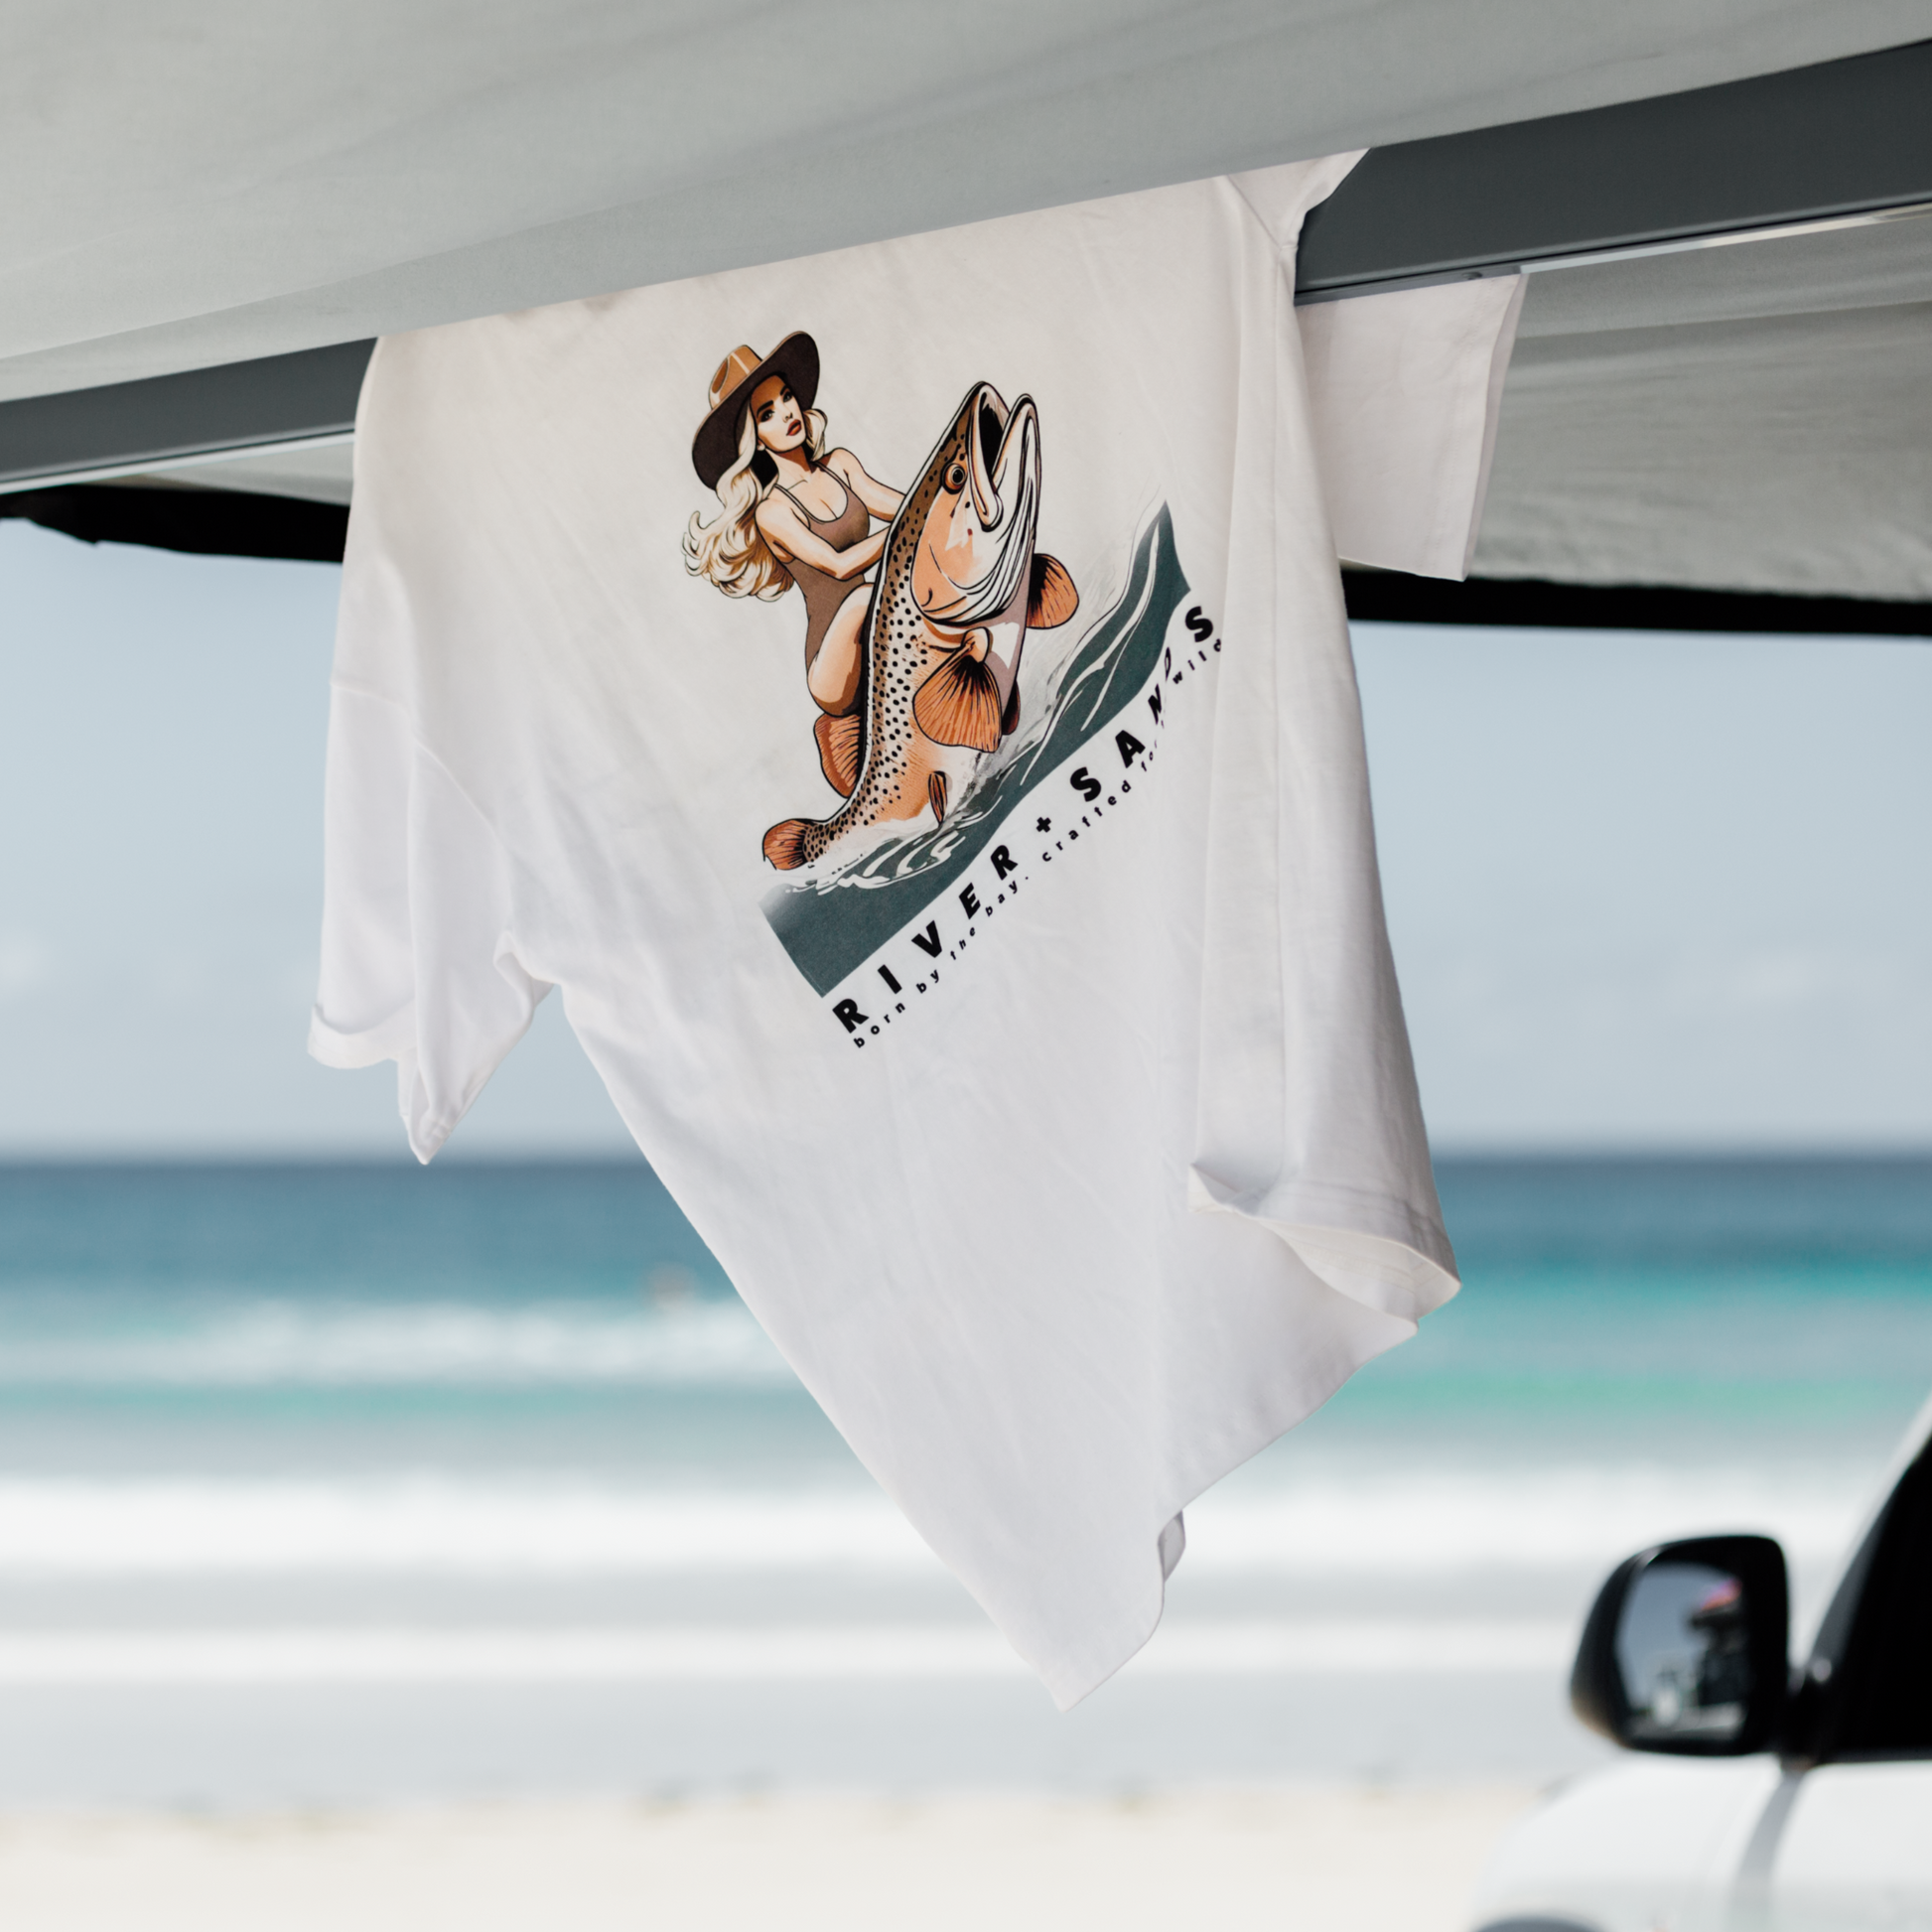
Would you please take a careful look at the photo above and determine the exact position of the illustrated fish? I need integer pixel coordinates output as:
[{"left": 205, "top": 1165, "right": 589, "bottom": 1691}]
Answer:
[{"left": 762, "top": 381, "right": 1077, "bottom": 871}]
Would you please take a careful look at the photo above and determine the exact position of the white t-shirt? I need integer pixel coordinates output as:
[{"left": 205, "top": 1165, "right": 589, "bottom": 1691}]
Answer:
[{"left": 312, "top": 154, "right": 1522, "bottom": 1708}]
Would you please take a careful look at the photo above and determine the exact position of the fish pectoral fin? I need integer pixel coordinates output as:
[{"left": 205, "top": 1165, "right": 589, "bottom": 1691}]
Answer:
[
  {"left": 1001, "top": 680, "right": 1021, "bottom": 737},
  {"left": 1028, "top": 554, "right": 1079, "bottom": 629},
  {"left": 928, "top": 770, "right": 948, "bottom": 823},
  {"left": 912, "top": 652, "right": 1003, "bottom": 753},
  {"left": 813, "top": 711, "right": 863, "bottom": 797}
]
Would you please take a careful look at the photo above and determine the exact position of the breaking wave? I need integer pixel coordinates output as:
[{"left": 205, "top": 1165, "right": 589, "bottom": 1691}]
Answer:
[
  {"left": 0, "top": 1297, "right": 793, "bottom": 1388},
  {"left": 0, "top": 1463, "right": 1868, "bottom": 1576}
]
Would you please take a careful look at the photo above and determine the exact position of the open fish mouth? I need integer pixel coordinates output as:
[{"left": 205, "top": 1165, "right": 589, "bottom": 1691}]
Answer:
[
  {"left": 943, "top": 387, "right": 1039, "bottom": 626},
  {"left": 969, "top": 392, "right": 1005, "bottom": 526}
]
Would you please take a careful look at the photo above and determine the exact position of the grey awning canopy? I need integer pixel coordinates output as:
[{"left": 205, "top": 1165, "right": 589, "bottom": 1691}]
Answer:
[{"left": 4, "top": 10, "right": 1931, "bottom": 616}]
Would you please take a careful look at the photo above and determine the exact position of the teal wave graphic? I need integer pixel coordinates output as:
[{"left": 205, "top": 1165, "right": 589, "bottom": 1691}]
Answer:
[{"left": 762, "top": 505, "right": 1189, "bottom": 996}]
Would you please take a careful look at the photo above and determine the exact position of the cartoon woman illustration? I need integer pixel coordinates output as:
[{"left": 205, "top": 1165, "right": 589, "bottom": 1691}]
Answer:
[{"left": 684, "top": 335, "right": 902, "bottom": 756}]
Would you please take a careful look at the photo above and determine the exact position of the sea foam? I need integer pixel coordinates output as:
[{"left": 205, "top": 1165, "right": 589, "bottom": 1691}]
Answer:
[
  {"left": 0, "top": 1298, "right": 792, "bottom": 1387},
  {"left": 0, "top": 1463, "right": 1867, "bottom": 1576}
]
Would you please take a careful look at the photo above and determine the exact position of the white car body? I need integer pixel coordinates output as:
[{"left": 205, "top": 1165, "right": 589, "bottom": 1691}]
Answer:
[{"left": 1469, "top": 1397, "right": 1932, "bottom": 1932}]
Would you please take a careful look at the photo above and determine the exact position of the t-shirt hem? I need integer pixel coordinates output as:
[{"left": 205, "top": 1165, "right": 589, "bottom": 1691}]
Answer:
[
  {"left": 1459, "top": 272, "right": 1528, "bottom": 576},
  {"left": 1043, "top": 1281, "right": 1418, "bottom": 1707}
]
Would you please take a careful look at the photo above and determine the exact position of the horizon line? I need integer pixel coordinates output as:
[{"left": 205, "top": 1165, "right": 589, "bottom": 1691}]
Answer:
[{"left": 0, "top": 1144, "right": 1924, "bottom": 1169}]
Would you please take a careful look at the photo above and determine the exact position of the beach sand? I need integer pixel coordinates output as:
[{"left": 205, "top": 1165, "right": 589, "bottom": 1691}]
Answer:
[{"left": 0, "top": 1785, "right": 1538, "bottom": 1931}]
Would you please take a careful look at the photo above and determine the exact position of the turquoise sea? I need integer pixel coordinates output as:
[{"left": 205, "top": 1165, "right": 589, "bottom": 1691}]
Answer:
[{"left": 0, "top": 1156, "right": 1926, "bottom": 1804}]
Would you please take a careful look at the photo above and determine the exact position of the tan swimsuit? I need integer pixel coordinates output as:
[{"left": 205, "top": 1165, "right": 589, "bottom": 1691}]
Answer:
[{"left": 776, "top": 471, "right": 871, "bottom": 676}]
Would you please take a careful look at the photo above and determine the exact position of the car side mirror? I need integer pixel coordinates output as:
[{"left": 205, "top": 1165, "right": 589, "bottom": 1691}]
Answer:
[{"left": 1571, "top": 1534, "right": 1788, "bottom": 1755}]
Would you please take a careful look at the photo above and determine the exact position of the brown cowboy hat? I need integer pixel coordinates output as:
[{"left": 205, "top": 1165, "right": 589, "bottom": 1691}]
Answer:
[{"left": 691, "top": 333, "right": 821, "bottom": 490}]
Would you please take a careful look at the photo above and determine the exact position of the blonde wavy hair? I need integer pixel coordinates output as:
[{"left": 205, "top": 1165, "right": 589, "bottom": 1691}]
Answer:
[{"left": 683, "top": 398, "right": 830, "bottom": 600}]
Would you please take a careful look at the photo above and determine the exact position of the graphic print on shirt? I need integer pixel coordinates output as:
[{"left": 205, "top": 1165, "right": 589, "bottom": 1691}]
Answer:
[
  {"left": 684, "top": 333, "right": 908, "bottom": 761},
  {"left": 758, "top": 377, "right": 1078, "bottom": 871},
  {"left": 685, "top": 335, "right": 1189, "bottom": 1001},
  {"left": 764, "top": 508, "right": 1189, "bottom": 998}
]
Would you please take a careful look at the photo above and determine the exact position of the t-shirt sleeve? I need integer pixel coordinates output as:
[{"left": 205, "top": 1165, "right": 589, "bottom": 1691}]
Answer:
[
  {"left": 308, "top": 681, "right": 418, "bottom": 1079},
  {"left": 1296, "top": 274, "right": 1525, "bottom": 579},
  {"left": 310, "top": 682, "right": 548, "bottom": 1162},
  {"left": 308, "top": 583, "right": 548, "bottom": 1165}
]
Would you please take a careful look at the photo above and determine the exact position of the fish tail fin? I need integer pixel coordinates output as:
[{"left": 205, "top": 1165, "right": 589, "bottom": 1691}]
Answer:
[
  {"left": 762, "top": 818, "right": 815, "bottom": 870},
  {"left": 813, "top": 710, "right": 864, "bottom": 797},
  {"left": 913, "top": 653, "right": 1003, "bottom": 753},
  {"left": 1028, "top": 553, "right": 1078, "bottom": 628}
]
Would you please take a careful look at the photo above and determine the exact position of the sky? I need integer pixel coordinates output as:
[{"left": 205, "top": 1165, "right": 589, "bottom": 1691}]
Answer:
[{"left": 0, "top": 516, "right": 1926, "bottom": 1155}]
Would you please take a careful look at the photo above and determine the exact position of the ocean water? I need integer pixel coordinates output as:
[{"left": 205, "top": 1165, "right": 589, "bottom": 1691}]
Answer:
[{"left": 0, "top": 1157, "right": 1926, "bottom": 1805}]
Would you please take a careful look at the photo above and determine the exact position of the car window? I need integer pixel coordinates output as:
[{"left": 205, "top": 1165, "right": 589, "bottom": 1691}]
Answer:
[{"left": 1829, "top": 1445, "right": 1932, "bottom": 1757}]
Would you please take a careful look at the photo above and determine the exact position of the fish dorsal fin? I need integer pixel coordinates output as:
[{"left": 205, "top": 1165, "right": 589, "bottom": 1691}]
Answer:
[
  {"left": 1028, "top": 554, "right": 1078, "bottom": 629},
  {"left": 813, "top": 711, "right": 863, "bottom": 797},
  {"left": 913, "top": 652, "right": 1003, "bottom": 753}
]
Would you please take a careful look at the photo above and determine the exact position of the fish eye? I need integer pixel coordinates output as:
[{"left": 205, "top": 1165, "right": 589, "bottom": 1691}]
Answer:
[{"left": 944, "top": 463, "right": 967, "bottom": 491}]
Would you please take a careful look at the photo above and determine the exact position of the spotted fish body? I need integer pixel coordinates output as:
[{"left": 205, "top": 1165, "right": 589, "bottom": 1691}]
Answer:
[{"left": 762, "top": 381, "right": 1075, "bottom": 872}]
